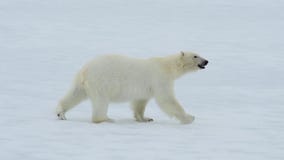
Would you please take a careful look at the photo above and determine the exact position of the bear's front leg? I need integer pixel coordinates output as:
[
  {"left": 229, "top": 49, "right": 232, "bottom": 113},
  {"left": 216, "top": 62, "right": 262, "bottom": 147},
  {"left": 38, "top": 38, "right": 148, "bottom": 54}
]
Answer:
[
  {"left": 155, "top": 92, "right": 194, "bottom": 124},
  {"left": 179, "top": 113, "right": 195, "bottom": 124}
]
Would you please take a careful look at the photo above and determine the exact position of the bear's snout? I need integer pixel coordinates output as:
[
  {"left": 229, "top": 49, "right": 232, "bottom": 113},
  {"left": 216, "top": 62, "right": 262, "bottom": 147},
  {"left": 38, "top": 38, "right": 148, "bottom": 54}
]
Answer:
[
  {"left": 203, "top": 60, "right": 208, "bottom": 66},
  {"left": 198, "top": 60, "right": 208, "bottom": 69}
]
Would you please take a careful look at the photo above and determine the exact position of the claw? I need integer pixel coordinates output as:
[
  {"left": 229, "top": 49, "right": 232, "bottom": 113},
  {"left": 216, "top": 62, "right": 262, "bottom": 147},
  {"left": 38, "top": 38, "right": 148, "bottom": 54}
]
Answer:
[
  {"left": 145, "top": 118, "right": 153, "bottom": 122},
  {"left": 136, "top": 117, "right": 154, "bottom": 122},
  {"left": 57, "top": 112, "right": 66, "bottom": 120}
]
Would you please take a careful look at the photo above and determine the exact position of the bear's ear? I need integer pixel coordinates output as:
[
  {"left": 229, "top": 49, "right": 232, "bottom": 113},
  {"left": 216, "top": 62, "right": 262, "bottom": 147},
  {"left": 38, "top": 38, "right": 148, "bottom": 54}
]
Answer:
[{"left": 180, "top": 51, "right": 185, "bottom": 57}]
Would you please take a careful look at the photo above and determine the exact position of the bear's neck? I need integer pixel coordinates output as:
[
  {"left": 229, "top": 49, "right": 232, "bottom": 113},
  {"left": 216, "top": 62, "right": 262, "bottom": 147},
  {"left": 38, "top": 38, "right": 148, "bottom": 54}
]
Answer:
[{"left": 157, "top": 55, "right": 185, "bottom": 80}]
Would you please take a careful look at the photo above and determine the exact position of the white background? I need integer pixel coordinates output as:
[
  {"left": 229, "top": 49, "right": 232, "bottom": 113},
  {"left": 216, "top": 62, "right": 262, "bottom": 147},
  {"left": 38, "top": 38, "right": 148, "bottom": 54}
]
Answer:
[{"left": 0, "top": 0, "right": 283, "bottom": 159}]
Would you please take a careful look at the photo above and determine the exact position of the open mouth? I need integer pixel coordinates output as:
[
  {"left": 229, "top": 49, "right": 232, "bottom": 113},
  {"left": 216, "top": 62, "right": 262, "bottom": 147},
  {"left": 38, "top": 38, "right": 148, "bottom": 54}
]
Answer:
[{"left": 198, "top": 64, "right": 205, "bottom": 69}]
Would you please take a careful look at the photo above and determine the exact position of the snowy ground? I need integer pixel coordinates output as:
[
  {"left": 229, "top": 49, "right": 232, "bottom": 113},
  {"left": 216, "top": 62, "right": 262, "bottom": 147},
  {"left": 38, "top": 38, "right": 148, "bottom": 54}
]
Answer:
[{"left": 1, "top": 0, "right": 284, "bottom": 159}]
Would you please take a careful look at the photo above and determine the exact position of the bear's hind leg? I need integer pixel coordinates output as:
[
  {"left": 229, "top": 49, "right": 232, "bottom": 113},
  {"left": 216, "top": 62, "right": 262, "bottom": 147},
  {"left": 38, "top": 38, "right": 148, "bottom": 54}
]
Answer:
[
  {"left": 131, "top": 99, "right": 153, "bottom": 122},
  {"left": 85, "top": 88, "right": 112, "bottom": 123},
  {"left": 56, "top": 85, "right": 86, "bottom": 120},
  {"left": 91, "top": 98, "right": 112, "bottom": 123}
]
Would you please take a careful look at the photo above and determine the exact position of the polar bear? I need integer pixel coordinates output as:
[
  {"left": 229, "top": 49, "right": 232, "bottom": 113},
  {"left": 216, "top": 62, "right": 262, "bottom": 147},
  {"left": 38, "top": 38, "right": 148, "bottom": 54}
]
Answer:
[{"left": 56, "top": 51, "right": 208, "bottom": 124}]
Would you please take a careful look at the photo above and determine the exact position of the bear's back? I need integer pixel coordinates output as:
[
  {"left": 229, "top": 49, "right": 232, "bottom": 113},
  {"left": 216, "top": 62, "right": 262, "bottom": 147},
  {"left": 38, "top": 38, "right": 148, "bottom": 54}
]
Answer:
[
  {"left": 81, "top": 55, "right": 164, "bottom": 101},
  {"left": 85, "top": 55, "right": 159, "bottom": 77}
]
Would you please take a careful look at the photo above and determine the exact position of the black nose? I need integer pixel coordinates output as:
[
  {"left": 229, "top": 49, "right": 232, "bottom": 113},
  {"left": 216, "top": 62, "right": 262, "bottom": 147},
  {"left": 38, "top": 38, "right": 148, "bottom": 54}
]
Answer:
[{"left": 203, "top": 60, "right": 208, "bottom": 66}]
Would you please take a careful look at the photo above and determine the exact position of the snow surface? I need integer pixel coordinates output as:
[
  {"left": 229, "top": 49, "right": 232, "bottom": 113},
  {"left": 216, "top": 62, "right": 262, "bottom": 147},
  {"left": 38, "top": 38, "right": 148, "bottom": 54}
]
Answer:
[{"left": 1, "top": 0, "right": 284, "bottom": 159}]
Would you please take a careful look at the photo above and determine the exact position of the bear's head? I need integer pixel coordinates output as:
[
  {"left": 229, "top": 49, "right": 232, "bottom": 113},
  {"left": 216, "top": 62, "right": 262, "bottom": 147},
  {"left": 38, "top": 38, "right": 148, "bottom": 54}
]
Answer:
[
  {"left": 179, "top": 51, "right": 209, "bottom": 71},
  {"left": 165, "top": 51, "right": 209, "bottom": 79},
  {"left": 158, "top": 51, "right": 209, "bottom": 79}
]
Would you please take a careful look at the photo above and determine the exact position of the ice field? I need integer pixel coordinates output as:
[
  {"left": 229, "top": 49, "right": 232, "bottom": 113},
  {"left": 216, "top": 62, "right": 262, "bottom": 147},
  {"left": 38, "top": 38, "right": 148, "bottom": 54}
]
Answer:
[{"left": 0, "top": 0, "right": 284, "bottom": 159}]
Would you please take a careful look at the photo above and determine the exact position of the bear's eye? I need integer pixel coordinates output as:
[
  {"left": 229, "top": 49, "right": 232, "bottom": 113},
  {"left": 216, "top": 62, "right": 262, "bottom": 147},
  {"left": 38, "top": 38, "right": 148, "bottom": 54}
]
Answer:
[{"left": 194, "top": 56, "right": 198, "bottom": 58}]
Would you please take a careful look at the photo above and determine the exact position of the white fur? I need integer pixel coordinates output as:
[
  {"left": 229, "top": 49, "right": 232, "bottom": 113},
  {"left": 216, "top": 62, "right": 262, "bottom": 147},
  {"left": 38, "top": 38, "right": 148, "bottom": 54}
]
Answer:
[{"left": 56, "top": 51, "right": 207, "bottom": 124}]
